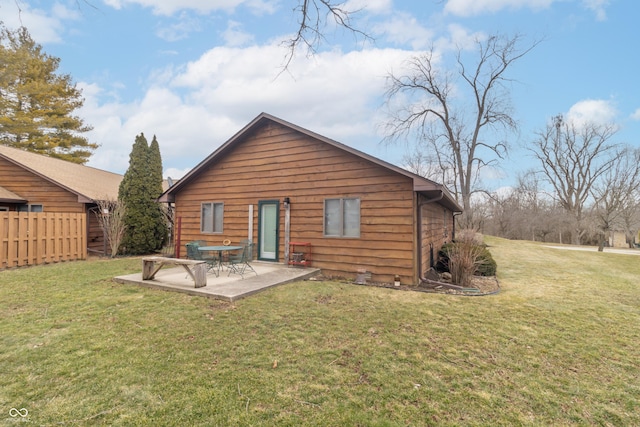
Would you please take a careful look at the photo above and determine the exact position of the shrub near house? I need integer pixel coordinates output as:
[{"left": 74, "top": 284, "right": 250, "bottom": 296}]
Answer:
[{"left": 437, "top": 239, "right": 498, "bottom": 283}]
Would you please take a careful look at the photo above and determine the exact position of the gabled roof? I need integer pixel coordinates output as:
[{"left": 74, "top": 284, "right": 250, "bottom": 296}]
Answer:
[
  {"left": 0, "top": 145, "right": 122, "bottom": 203},
  {"left": 0, "top": 185, "right": 27, "bottom": 203},
  {"left": 160, "top": 112, "right": 462, "bottom": 212}
]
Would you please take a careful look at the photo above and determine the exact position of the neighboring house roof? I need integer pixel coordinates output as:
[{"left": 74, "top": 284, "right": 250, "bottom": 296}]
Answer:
[
  {"left": 160, "top": 112, "right": 463, "bottom": 212},
  {"left": 0, "top": 145, "right": 122, "bottom": 203},
  {"left": 0, "top": 185, "right": 27, "bottom": 203}
]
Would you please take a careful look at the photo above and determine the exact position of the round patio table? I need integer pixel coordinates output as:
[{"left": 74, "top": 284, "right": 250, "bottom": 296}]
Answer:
[{"left": 198, "top": 245, "right": 243, "bottom": 277}]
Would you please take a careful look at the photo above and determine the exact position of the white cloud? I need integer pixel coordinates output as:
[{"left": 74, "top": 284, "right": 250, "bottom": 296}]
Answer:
[
  {"left": 102, "top": 0, "right": 268, "bottom": 16},
  {"left": 582, "top": 0, "right": 610, "bottom": 21},
  {"left": 221, "top": 20, "right": 255, "bottom": 47},
  {"left": 630, "top": 109, "right": 640, "bottom": 121},
  {"left": 243, "top": 0, "right": 279, "bottom": 15},
  {"left": 444, "top": 0, "right": 554, "bottom": 16},
  {"left": 565, "top": 99, "right": 617, "bottom": 128},
  {"left": 434, "top": 24, "right": 486, "bottom": 52},
  {"left": 373, "top": 12, "right": 434, "bottom": 50},
  {"left": 164, "top": 167, "right": 193, "bottom": 180},
  {"left": 83, "top": 42, "right": 415, "bottom": 176},
  {"left": 443, "top": 0, "right": 611, "bottom": 19},
  {"left": 155, "top": 11, "right": 202, "bottom": 42},
  {"left": 345, "top": 0, "right": 394, "bottom": 15},
  {"left": 0, "top": 0, "right": 80, "bottom": 43}
]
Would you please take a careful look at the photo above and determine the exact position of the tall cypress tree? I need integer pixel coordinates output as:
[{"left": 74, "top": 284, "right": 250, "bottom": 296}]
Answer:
[
  {"left": 149, "top": 135, "right": 164, "bottom": 198},
  {"left": 148, "top": 135, "right": 168, "bottom": 249},
  {"left": 119, "top": 133, "right": 167, "bottom": 255}
]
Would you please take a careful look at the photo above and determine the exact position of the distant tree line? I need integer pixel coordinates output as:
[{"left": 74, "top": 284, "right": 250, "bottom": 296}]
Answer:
[
  {"left": 388, "top": 32, "right": 640, "bottom": 248},
  {"left": 472, "top": 118, "right": 640, "bottom": 248}
]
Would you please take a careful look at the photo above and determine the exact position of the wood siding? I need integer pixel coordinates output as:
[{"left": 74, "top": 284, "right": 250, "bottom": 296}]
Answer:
[
  {"left": 86, "top": 207, "right": 107, "bottom": 254},
  {"left": 174, "top": 121, "right": 418, "bottom": 284},
  {"left": 419, "top": 197, "right": 454, "bottom": 277},
  {"left": 0, "top": 157, "right": 106, "bottom": 253},
  {"left": 0, "top": 157, "right": 84, "bottom": 212}
]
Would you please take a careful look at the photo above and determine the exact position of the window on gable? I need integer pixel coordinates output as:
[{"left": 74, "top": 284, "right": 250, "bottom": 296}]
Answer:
[
  {"left": 324, "top": 198, "right": 360, "bottom": 238},
  {"left": 201, "top": 202, "right": 224, "bottom": 233}
]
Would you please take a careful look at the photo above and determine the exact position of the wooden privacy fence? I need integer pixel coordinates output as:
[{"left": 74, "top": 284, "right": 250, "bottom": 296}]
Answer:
[{"left": 0, "top": 212, "right": 87, "bottom": 269}]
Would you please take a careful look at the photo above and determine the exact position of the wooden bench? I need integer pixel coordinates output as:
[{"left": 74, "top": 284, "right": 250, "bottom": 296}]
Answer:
[{"left": 142, "top": 257, "right": 207, "bottom": 288}]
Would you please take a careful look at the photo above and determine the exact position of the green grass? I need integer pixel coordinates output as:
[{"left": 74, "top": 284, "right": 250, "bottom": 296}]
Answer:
[{"left": 1, "top": 238, "right": 639, "bottom": 426}]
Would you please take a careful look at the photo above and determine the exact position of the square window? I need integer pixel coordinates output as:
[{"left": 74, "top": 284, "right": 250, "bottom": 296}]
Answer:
[
  {"left": 324, "top": 198, "right": 360, "bottom": 238},
  {"left": 201, "top": 202, "right": 223, "bottom": 233}
]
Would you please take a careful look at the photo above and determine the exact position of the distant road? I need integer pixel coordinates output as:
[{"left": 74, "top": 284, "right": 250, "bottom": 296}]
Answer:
[{"left": 544, "top": 245, "right": 640, "bottom": 256}]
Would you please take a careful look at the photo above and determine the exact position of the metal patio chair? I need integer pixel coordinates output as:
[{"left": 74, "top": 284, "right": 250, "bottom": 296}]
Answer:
[
  {"left": 227, "top": 240, "right": 257, "bottom": 278},
  {"left": 185, "top": 241, "right": 219, "bottom": 274}
]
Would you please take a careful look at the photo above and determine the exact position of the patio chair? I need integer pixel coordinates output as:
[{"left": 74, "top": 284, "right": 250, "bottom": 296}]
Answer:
[
  {"left": 185, "top": 241, "right": 219, "bottom": 273},
  {"left": 227, "top": 240, "right": 257, "bottom": 278}
]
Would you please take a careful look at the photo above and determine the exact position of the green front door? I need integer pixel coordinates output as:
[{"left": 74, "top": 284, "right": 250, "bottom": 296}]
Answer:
[{"left": 258, "top": 200, "right": 279, "bottom": 261}]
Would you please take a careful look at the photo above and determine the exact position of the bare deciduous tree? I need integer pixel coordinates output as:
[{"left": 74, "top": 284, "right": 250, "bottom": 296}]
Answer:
[
  {"left": 619, "top": 197, "right": 640, "bottom": 248},
  {"left": 529, "top": 115, "right": 619, "bottom": 245},
  {"left": 401, "top": 146, "right": 459, "bottom": 193},
  {"left": 591, "top": 147, "right": 640, "bottom": 250},
  {"left": 282, "top": 0, "right": 372, "bottom": 68},
  {"left": 384, "top": 33, "right": 538, "bottom": 228},
  {"left": 93, "top": 198, "right": 127, "bottom": 257}
]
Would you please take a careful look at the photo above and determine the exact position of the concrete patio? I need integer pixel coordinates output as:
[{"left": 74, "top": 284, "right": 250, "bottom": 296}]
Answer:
[{"left": 114, "top": 261, "right": 320, "bottom": 301}]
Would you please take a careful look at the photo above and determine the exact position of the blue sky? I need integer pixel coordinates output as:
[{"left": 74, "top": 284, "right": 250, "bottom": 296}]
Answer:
[{"left": 1, "top": 0, "right": 637, "bottom": 191}]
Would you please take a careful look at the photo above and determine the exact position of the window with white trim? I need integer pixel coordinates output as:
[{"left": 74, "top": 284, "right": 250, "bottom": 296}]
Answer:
[
  {"left": 201, "top": 202, "right": 224, "bottom": 233},
  {"left": 324, "top": 198, "right": 360, "bottom": 237}
]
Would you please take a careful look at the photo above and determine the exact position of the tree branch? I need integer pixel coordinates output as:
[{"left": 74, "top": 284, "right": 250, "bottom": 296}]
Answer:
[{"left": 280, "top": 0, "right": 373, "bottom": 71}]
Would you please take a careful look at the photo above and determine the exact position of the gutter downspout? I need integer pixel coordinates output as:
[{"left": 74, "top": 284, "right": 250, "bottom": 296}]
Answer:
[
  {"left": 418, "top": 191, "right": 445, "bottom": 282},
  {"left": 452, "top": 211, "right": 463, "bottom": 241},
  {"left": 284, "top": 201, "right": 290, "bottom": 265}
]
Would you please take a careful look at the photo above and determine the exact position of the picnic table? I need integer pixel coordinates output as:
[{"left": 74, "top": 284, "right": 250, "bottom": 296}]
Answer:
[{"left": 142, "top": 256, "right": 207, "bottom": 288}]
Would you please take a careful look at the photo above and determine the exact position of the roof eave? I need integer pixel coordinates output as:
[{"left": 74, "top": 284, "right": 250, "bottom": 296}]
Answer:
[
  {"left": 415, "top": 182, "right": 463, "bottom": 213},
  {"left": 0, "top": 198, "right": 27, "bottom": 203},
  {"left": 158, "top": 193, "right": 175, "bottom": 203},
  {"left": 77, "top": 195, "right": 93, "bottom": 204},
  {"left": 161, "top": 112, "right": 464, "bottom": 215}
]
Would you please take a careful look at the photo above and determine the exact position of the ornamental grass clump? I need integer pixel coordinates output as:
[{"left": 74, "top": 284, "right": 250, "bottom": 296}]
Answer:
[
  {"left": 439, "top": 234, "right": 497, "bottom": 287},
  {"left": 445, "top": 239, "right": 480, "bottom": 287}
]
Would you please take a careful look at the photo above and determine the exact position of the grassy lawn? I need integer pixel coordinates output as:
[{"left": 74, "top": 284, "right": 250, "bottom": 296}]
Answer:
[{"left": 1, "top": 237, "right": 639, "bottom": 426}]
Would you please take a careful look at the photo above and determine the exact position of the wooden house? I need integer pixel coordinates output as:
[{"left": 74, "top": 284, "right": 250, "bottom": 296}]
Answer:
[
  {"left": 0, "top": 145, "right": 123, "bottom": 255},
  {"left": 159, "top": 113, "right": 462, "bottom": 285}
]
